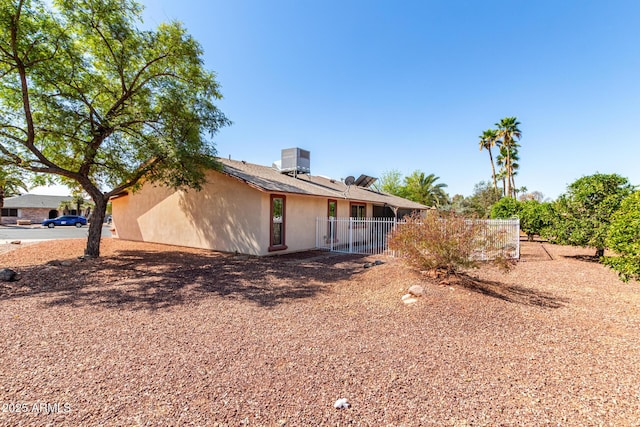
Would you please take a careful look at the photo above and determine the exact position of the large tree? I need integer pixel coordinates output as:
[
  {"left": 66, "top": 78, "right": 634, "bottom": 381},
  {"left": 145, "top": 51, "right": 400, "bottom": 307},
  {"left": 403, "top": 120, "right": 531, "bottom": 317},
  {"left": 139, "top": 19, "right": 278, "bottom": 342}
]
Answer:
[
  {"left": 495, "top": 117, "right": 522, "bottom": 198},
  {"left": 545, "top": 173, "right": 633, "bottom": 257},
  {"left": 0, "top": 0, "right": 230, "bottom": 256},
  {"left": 379, "top": 169, "right": 405, "bottom": 197},
  {"left": 461, "top": 181, "right": 502, "bottom": 218}
]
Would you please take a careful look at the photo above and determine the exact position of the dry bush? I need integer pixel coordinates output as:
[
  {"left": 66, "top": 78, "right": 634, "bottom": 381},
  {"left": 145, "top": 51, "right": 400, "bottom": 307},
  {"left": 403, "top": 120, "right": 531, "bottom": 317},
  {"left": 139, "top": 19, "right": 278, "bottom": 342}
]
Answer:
[{"left": 388, "top": 211, "right": 511, "bottom": 276}]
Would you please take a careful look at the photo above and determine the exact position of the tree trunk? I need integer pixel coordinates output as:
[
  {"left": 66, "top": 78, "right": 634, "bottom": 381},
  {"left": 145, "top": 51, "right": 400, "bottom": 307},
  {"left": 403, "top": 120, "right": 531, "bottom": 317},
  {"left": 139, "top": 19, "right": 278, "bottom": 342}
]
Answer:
[
  {"left": 504, "top": 141, "right": 513, "bottom": 197},
  {"left": 595, "top": 248, "right": 605, "bottom": 258},
  {"left": 488, "top": 150, "right": 497, "bottom": 191},
  {"left": 84, "top": 194, "right": 108, "bottom": 258},
  {"left": 505, "top": 149, "right": 511, "bottom": 198},
  {"left": 0, "top": 185, "right": 4, "bottom": 211}
]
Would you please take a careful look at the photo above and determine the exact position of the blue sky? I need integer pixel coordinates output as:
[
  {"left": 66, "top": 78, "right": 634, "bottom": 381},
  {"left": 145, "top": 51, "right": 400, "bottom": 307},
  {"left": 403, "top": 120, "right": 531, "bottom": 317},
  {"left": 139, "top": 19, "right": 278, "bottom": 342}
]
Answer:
[{"left": 37, "top": 0, "right": 640, "bottom": 198}]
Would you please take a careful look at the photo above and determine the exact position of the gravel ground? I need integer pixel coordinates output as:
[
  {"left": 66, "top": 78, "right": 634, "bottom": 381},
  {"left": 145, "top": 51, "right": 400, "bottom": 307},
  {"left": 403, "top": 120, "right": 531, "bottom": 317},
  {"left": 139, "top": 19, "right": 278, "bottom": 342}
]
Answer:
[{"left": 0, "top": 239, "right": 639, "bottom": 426}]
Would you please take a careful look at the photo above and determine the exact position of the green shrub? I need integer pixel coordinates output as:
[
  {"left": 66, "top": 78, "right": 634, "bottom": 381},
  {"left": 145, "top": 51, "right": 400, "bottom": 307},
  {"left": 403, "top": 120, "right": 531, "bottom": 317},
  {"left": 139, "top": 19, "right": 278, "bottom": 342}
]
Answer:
[
  {"left": 602, "top": 191, "right": 640, "bottom": 282},
  {"left": 545, "top": 173, "right": 632, "bottom": 257},
  {"left": 518, "top": 200, "right": 553, "bottom": 241},
  {"left": 490, "top": 197, "right": 520, "bottom": 219}
]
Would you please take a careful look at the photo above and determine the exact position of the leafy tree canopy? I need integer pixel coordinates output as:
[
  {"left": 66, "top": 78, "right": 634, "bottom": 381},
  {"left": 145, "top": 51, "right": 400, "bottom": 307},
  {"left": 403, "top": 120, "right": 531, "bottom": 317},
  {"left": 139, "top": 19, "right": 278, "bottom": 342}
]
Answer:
[
  {"left": 0, "top": 163, "right": 30, "bottom": 209},
  {"left": 403, "top": 170, "right": 448, "bottom": 207},
  {"left": 461, "top": 181, "right": 501, "bottom": 218},
  {"left": 379, "top": 169, "right": 449, "bottom": 208},
  {"left": 546, "top": 173, "right": 633, "bottom": 257},
  {"left": 379, "top": 169, "right": 405, "bottom": 198},
  {"left": 490, "top": 197, "right": 519, "bottom": 219},
  {"left": 518, "top": 199, "right": 553, "bottom": 241},
  {"left": 603, "top": 191, "right": 640, "bottom": 282},
  {"left": 0, "top": 0, "right": 230, "bottom": 255}
]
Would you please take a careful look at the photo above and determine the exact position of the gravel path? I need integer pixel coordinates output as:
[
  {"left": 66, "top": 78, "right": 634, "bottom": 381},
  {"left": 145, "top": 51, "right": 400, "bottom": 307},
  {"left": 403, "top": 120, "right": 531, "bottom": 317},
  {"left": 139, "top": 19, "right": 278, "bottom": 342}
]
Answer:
[{"left": 0, "top": 239, "right": 639, "bottom": 426}]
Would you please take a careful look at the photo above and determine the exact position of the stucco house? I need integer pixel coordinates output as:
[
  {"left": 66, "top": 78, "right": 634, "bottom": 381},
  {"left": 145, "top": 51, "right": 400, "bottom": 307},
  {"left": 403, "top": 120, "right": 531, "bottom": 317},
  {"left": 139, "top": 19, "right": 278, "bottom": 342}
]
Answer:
[
  {"left": 1, "top": 194, "right": 74, "bottom": 225},
  {"left": 111, "top": 149, "right": 429, "bottom": 256}
]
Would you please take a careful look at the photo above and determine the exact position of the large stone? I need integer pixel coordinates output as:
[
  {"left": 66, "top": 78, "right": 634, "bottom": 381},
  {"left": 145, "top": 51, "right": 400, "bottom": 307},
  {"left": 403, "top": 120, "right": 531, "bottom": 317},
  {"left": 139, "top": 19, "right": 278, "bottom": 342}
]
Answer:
[
  {"left": 0, "top": 268, "right": 18, "bottom": 282},
  {"left": 408, "top": 284, "right": 425, "bottom": 297},
  {"left": 401, "top": 294, "right": 418, "bottom": 304},
  {"left": 334, "top": 398, "right": 350, "bottom": 409}
]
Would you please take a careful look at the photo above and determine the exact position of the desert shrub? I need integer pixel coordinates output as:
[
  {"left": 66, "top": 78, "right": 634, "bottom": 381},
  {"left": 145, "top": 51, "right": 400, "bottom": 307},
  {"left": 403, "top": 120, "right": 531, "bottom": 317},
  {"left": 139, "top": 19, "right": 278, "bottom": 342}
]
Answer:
[
  {"left": 602, "top": 191, "right": 640, "bottom": 282},
  {"left": 388, "top": 211, "right": 509, "bottom": 275}
]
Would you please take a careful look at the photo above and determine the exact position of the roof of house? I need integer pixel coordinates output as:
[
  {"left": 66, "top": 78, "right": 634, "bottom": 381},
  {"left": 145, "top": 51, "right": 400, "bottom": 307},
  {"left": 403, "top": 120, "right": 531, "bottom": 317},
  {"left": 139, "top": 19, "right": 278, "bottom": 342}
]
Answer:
[
  {"left": 218, "top": 158, "right": 430, "bottom": 210},
  {"left": 3, "top": 194, "right": 73, "bottom": 209}
]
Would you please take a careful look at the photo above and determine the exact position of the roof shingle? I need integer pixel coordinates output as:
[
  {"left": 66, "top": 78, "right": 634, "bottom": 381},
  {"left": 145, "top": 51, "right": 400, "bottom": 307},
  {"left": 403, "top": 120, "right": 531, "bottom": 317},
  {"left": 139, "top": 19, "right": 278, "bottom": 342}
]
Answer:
[
  {"left": 218, "top": 158, "right": 429, "bottom": 210},
  {"left": 3, "top": 194, "right": 73, "bottom": 209}
]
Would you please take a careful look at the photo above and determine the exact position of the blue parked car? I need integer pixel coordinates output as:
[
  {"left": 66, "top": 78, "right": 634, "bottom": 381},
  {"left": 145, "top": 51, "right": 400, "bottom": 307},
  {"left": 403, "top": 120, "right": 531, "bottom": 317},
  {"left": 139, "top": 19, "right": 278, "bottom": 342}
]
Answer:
[{"left": 42, "top": 215, "right": 87, "bottom": 228}]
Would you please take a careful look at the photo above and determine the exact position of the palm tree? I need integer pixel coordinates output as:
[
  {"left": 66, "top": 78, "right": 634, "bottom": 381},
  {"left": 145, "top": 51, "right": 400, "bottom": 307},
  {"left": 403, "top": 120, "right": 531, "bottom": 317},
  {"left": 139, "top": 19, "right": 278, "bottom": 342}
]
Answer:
[
  {"left": 495, "top": 155, "right": 507, "bottom": 197},
  {"left": 495, "top": 117, "right": 522, "bottom": 198},
  {"left": 404, "top": 171, "right": 449, "bottom": 207},
  {"left": 479, "top": 128, "right": 499, "bottom": 191},
  {"left": 496, "top": 143, "right": 520, "bottom": 198}
]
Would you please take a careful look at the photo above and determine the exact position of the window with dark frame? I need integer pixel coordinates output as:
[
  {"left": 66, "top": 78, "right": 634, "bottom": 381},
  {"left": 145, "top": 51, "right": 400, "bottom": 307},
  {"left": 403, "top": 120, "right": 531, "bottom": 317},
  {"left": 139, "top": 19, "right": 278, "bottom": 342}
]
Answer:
[
  {"left": 1, "top": 208, "right": 18, "bottom": 217},
  {"left": 269, "top": 195, "right": 287, "bottom": 251},
  {"left": 327, "top": 199, "right": 337, "bottom": 241},
  {"left": 328, "top": 199, "right": 337, "bottom": 218},
  {"left": 350, "top": 203, "right": 366, "bottom": 219}
]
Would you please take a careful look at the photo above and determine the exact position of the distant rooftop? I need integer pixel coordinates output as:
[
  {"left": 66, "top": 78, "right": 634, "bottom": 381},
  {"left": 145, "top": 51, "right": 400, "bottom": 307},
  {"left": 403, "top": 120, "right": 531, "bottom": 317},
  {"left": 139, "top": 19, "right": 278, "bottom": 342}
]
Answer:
[{"left": 3, "top": 194, "right": 73, "bottom": 209}]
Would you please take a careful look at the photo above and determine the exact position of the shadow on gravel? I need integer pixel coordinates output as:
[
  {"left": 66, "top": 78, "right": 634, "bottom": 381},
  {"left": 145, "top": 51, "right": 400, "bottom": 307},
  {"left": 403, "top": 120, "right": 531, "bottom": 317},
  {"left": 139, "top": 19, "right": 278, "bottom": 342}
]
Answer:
[
  {"left": 453, "top": 274, "right": 568, "bottom": 308},
  {"left": 563, "top": 255, "right": 601, "bottom": 263},
  {"left": 0, "top": 250, "right": 367, "bottom": 310}
]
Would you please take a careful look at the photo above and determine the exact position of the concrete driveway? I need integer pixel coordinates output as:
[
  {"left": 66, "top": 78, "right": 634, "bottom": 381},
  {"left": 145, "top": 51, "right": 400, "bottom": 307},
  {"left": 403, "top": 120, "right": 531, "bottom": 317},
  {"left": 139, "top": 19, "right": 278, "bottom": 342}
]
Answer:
[{"left": 0, "top": 223, "right": 112, "bottom": 244}]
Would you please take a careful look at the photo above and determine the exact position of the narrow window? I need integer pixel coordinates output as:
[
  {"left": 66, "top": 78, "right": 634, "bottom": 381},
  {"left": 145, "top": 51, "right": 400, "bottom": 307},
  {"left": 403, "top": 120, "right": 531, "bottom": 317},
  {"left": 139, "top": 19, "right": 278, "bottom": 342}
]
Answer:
[
  {"left": 327, "top": 199, "right": 337, "bottom": 241},
  {"left": 269, "top": 195, "right": 287, "bottom": 251},
  {"left": 328, "top": 199, "right": 337, "bottom": 218}
]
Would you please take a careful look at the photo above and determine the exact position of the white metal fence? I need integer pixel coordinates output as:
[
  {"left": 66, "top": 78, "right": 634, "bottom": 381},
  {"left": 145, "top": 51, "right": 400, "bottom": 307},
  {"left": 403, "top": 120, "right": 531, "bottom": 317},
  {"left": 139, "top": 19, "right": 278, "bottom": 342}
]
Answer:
[
  {"left": 315, "top": 217, "right": 520, "bottom": 259},
  {"left": 469, "top": 218, "right": 520, "bottom": 260}
]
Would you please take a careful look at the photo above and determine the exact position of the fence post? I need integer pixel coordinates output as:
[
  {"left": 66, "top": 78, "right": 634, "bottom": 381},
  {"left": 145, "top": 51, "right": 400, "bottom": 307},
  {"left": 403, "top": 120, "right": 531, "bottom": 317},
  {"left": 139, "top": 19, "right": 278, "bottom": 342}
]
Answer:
[
  {"left": 515, "top": 218, "right": 520, "bottom": 259},
  {"left": 330, "top": 217, "right": 334, "bottom": 251},
  {"left": 349, "top": 217, "right": 354, "bottom": 253}
]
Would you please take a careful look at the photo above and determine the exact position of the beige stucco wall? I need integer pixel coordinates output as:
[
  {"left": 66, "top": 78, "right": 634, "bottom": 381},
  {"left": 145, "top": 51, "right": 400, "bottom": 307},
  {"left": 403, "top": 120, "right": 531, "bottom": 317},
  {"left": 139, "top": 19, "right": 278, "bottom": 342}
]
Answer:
[
  {"left": 111, "top": 169, "right": 389, "bottom": 256},
  {"left": 112, "top": 171, "right": 353, "bottom": 256},
  {"left": 275, "top": 193, "right": 326, "bottom": 252},
  {"left": 112, "top": 171, "right": 267, "bottom": 255}
]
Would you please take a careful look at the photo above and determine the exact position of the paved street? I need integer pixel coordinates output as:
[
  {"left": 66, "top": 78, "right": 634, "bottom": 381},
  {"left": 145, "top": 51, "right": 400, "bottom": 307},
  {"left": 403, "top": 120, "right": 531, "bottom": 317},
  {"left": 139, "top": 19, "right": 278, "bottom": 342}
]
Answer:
[{"left": 0, "top": 224, "right": 112, "bottom": 243}]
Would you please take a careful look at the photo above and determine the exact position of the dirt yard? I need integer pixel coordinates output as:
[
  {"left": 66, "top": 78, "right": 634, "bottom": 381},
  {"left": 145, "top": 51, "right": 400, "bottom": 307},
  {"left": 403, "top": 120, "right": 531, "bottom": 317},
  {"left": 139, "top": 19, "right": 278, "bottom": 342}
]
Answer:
[{"left": 0, "top": 239, "right": 639, "bottom": 426}]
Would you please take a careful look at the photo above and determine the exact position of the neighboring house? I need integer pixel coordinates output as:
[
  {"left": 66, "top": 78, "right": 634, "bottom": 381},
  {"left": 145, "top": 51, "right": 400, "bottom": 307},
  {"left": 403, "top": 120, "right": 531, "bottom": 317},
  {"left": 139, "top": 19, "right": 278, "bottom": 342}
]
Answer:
[
  {"left": 111, "top": 149, "right": 429, "bottom": 256},
  {"left": 1, "top": 194, "right": 73, "bottom": 225}
]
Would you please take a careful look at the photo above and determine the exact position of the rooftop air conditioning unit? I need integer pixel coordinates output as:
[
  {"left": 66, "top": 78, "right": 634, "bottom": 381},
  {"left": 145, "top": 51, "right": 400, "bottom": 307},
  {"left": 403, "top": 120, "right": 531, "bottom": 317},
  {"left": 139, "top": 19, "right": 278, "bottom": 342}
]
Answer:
[{"left": 280, "top": 148, "right": 310, "bottom": 175}]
